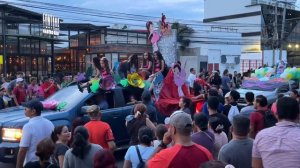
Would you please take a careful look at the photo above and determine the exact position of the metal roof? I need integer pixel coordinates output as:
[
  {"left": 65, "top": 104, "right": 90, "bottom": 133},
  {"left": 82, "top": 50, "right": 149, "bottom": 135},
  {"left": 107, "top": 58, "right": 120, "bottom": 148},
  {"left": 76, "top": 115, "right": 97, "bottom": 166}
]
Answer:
[{"left": 60, "top": 23, "right": 109, "bottom": 31}]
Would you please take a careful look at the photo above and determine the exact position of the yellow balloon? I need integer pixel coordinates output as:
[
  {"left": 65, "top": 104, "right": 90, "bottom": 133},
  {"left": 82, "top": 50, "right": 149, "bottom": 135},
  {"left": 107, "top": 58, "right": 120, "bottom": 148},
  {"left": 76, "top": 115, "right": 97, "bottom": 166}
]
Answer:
[{"left": 287, "top": 73, "right": 293, "bottom": 80}]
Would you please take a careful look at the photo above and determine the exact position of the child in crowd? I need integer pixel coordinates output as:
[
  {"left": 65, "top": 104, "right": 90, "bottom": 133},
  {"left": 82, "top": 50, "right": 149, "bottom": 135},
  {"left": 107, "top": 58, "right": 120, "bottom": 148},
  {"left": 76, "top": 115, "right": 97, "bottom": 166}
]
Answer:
[{"left": 153, "top": 124, "right": 168, "bottom": 148}]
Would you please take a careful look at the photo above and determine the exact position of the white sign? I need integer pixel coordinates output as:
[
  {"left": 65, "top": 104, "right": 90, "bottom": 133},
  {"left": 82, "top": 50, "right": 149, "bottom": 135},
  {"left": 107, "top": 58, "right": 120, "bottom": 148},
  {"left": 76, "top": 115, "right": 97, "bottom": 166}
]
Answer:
[{"left": 43, "top": 13, "right": 60, "bottom": 36}]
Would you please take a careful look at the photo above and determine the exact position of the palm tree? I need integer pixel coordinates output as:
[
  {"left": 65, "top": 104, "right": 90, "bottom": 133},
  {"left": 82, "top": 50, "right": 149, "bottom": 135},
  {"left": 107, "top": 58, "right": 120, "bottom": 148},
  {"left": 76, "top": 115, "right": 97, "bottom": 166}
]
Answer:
[{"left": 171, "top": 22, "right": 194, "bottom": 51}]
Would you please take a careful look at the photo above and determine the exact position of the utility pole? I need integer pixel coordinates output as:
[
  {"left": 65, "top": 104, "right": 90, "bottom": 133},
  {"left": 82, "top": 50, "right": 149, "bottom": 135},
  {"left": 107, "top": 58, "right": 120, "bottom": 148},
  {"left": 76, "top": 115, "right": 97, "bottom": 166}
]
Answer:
[
  {"left": 279, "top": 0, "right": 287, "bottom": 61},
  {"left": 273, "top": 1, "right": 278, "bottom": 66}
]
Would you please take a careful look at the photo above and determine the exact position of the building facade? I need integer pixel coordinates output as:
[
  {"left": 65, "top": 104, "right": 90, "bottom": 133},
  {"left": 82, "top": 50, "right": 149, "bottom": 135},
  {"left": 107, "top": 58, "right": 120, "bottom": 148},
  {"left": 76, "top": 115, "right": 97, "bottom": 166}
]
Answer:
[
  {"left": 55, "top": 23, "right": 151, "bottom": 74},
  {"left": 204, "top": 0, "right": 300, "bottom": 71},
  {"left": 179, "top": 27, "right": 242, "bottom": 74},
  {"left": 0, "top": 4, "right": 65, "bottom": 77}
]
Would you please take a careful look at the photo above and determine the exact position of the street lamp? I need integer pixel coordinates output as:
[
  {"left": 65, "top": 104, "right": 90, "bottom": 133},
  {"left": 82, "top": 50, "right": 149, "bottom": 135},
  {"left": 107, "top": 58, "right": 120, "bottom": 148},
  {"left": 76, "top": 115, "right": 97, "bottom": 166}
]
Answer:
[
  {"left": 295, "top": 44, "right": 299, "bottom": 49},
  {"left": 288, "top": 44, "right": 292, "bottom": 48}
]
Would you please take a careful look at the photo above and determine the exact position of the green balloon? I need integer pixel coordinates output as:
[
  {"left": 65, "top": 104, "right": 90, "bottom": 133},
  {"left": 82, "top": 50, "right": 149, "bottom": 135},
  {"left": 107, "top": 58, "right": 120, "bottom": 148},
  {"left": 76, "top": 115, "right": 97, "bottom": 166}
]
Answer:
[
  {"left": 120, "top": 79, "right": 129, "bottom": 87},
  {"left": 90, "top": 80, "right": 100, "bottom": 93},
  {"left": 57, "top": 102, "right": 67, "bottom": 110}
]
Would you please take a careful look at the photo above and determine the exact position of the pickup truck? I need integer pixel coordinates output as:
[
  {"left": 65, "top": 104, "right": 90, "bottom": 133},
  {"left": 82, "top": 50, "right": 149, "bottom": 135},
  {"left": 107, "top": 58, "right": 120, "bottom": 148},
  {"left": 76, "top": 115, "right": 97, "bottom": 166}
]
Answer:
[
  {"left": 237, "top": 79, "right": 299, "bottom": 106},
  {"left": 0, "top": 85, "right": 133, "bottom": 163}
]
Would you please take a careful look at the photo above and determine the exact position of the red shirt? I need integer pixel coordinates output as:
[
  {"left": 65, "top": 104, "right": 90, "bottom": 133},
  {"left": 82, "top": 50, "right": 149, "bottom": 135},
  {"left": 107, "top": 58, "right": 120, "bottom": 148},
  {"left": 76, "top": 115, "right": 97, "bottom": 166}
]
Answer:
[
  {"left": 13, "top": 86, "right": 26, "bottom": 105},
  {"left": 250, "top": 111, "right": 265, "bottom": 138},
  {"left": 84, "top": 120, "right": 115, "bottom": 149},
  {"left": 41, "top": 82, "right": 57, "bottom": 99},
  {"left": 148, "top": 144, "right": 212, "bottom": 168}
]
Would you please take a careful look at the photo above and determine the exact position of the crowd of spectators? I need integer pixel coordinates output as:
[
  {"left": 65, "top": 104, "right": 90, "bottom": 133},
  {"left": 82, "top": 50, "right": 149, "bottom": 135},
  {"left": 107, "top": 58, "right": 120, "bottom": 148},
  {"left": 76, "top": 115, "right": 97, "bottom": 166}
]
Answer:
[{"left": 12, "top": 68, "right": 300, "bottom": 168}]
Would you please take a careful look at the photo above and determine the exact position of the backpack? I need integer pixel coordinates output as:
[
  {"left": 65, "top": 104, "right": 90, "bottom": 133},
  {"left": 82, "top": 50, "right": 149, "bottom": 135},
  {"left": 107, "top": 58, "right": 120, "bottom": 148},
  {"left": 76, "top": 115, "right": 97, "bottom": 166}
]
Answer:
[
  {"left": 263, "top": 110, "right": 278, "bottom": 128},
  {"left": 228, "top": 105, "right": 240, "bottom": 123},
  {"left": 135, "top": 146, "right": 145, "bottom": 168}
]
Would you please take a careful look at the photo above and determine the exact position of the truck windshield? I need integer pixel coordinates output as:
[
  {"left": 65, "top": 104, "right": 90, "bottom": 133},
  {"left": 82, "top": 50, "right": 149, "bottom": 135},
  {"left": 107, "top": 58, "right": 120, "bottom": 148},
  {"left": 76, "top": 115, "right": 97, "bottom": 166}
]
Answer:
[
  {"left": 44, "top": 86, "right": 89, "bottom": 110},
  {"left": 241, "top": 79, "right": 286, "bottom": 91}
]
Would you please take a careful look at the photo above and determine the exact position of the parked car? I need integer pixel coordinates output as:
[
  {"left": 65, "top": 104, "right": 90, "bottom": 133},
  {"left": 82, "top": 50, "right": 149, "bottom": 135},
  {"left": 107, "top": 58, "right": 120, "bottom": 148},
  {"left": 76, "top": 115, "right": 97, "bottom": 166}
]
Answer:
[
  {"left": 237, "top": 79, "right": 299, "bottom": 106},
  {"left": 0, "top": 85, "right": 134, "bottom": 163}
]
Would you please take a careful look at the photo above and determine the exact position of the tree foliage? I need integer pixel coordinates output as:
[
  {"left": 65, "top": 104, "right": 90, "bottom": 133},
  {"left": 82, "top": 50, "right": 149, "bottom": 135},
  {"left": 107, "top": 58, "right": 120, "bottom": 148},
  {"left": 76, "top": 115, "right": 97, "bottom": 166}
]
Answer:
[{"left": 172, "top": 22, "right": 194, "bottom": 51}]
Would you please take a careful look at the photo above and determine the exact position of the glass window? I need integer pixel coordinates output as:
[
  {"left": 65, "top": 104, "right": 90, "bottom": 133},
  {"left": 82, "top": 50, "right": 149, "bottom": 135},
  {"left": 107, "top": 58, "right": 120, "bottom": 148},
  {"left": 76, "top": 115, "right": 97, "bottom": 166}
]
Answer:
[
  {"left": 7, "top": 23, "right": 18, "bottom": 34},
  {"left": 6, "top": 36, "right": 17, "bottom": 54},
  {"left": 89, "top": 34, "right": 101, "bottom": 46},
  {"left": 19, "top": 24, "right": 30, "bottom": 35}
]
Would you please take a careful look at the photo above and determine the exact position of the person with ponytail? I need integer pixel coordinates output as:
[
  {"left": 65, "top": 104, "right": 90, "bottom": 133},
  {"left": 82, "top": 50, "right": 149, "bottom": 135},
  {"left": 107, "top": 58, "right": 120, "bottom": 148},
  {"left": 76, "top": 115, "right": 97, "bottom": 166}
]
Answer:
[
  {"left": 209, "top": 117, "right": 228, "bottom": 159},
  {"left": 123, "top": 126, "right": 155, "bottom": 168},
  {"left": 63, "top": 126, "right": 102, "bottom": 168},
  {"left": 50, "top": 126, "right": 71, "bottom": 168},
  {"left": 24, "top": 138, "right": 59, "bottom": 168}
]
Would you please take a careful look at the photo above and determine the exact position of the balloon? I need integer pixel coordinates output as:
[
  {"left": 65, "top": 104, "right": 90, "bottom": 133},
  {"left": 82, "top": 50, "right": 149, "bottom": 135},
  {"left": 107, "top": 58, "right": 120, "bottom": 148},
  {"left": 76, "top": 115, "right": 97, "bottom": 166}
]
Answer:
[
  {"left": 57, "top": 102, "right": 67, "bottom": 111},
  {"left": 90, "top": 79, "right": 100, "bottom": 93},
  {"left": 120, "top": 79, "right": 129, "bottom": 87},
  {"left": 287, "top": 73, "right": 293, "bottom": 80}
]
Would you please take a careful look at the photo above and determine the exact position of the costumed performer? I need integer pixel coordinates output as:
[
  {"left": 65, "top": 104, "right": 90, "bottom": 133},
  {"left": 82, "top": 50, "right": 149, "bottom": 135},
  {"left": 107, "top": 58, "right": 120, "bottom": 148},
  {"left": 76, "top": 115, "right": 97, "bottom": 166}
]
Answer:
[
  {"left": 277, "top": 60, "right": 286, "bottom": 76},
  {"left": 99, "top": 57, "right": 115, "bottom": 91},
  {"left": 77, "top": 57, "right": 101, "bottom": 93},
  {"left": 149, "top": 51, "right": 168, "bottom": 95},
  {"left": 139, "top": 52, "right": 153, "bottom": 80},
  {"left": 155, "top": 62, "right": 189, "bottom": 116},
  {"left": 146, "top": 21, "right": 161, "bottom": 52},
  {"left": 118, "top": 54, "right": 139, "bottom": 79}
]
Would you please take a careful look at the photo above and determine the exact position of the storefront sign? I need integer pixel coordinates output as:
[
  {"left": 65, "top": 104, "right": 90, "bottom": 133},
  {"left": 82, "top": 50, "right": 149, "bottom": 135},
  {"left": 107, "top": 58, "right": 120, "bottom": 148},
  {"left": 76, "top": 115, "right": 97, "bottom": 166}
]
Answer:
[{"left": 43, "top": 13, "right": 60, "bottom": 36}]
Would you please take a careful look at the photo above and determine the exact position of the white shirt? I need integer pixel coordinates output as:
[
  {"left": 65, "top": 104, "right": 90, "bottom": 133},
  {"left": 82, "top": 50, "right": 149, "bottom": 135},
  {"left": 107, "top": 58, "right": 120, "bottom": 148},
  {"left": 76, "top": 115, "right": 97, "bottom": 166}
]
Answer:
[
  {"left": 187, "top": 73, "right": 196, "bottom": 88},
  {"left": 19, "top": 116, "right": 54, "bottom": 164}
]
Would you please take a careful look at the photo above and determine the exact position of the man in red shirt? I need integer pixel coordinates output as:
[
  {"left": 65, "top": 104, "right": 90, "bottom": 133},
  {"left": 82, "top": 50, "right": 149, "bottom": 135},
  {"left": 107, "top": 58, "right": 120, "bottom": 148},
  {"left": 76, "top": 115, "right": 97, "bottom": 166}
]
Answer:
[
  {"left": 41, "top": 77, "right": 57, "bottom": 99},
  {"left": 84, "top": 105, "right": 116, "bottom": 150},
  {"left": 13, "top": 78, "right": 26, "bottom": 106},
  {"left": 250, "top": 95, "right": 268, "bottom": 139},
  {"left": 147, "top": 111, "right": 212, "bottom": 168}
]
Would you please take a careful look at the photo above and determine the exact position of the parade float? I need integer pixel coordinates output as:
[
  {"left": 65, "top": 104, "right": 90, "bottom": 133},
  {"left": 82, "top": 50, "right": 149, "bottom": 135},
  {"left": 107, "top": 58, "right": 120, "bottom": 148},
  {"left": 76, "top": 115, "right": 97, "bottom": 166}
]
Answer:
[
  {"left": 145, "top": 14, "right": 204, "bottom": 116},
  {"left": 237, "top": 64, "right": 300, "bottom": 106}
]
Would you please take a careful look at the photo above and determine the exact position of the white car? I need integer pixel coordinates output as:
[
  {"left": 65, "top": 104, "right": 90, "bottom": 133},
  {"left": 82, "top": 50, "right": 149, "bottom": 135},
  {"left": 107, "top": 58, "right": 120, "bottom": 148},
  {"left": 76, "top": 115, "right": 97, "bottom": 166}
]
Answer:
[{"left": 237, "top": 79, "right": 299, "bottom": 106}]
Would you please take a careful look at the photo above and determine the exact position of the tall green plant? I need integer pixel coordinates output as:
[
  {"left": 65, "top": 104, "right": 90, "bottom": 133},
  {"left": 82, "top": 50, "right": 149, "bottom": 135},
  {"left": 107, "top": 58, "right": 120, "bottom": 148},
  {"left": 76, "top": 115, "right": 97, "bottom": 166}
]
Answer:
[{"left": 172, "top": 22, "right": 194, "bottom": 51}]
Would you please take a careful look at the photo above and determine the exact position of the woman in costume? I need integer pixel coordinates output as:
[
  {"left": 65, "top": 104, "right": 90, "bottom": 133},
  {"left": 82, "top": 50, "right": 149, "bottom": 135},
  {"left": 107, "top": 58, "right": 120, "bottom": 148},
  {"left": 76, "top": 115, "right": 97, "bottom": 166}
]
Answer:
[
  {"left": 118, "top": 54, "right": 139, "bottom": 79},
  {"left": 99, "top": 57, "right": 115, "bottom": 91},
  {"left": 146, "top": 21, "right": 161, "bottom": 52},
  {"left": 78, "top": 57, "right": 101, "bottom": 92},
  {"left": 139, "top": 52, "right": 153, "bottom": 80},
  {"left": 154, "top": 62, "right": 189, "bottom": 115},
  {"left": 149, "top": 51, "right": 167, "bottom": 95},
  {"left": 153, "top": 51, "right": 168, "bottom": 77}
]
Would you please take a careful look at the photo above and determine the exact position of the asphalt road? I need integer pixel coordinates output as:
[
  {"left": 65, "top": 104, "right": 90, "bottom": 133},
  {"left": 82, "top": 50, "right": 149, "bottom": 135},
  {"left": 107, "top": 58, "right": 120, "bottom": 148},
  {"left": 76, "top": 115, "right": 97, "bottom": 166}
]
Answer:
[{"left": 0, "top": 149, "right": 126, "bottom": 168}]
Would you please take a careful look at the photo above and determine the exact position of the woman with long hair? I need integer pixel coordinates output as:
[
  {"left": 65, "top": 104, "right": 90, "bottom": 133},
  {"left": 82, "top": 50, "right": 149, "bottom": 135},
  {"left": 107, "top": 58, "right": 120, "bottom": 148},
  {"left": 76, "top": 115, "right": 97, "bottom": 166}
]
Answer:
[
  {"left": 100, "top": 57, "right": 115, "bottom": 90},
  {"left": 153, "top": 51, "right": 167, "bottom": 77},
  {"left": 78, "top": 57, "right": 101, "bottom": 92},
  {"left": 123, "top": 127, "right": 155, "bottom": 168},
  {"left": 24, "top": 138, "right": 59, "bottom": 168},
  {"left": 51, "top": 126, "right": 71, "bottom": 168},
  {"left": 179, "top": 97, "right": 192, "bottom": 115},
  {"left": 140, "top": 52, "right": 153, "bottom": 80},
  {"left": 126, "top": 103, "right": 156, "bottom": 145},
  {"left": 64, "top": 126, "right": 102, "bottom": 168},
  {"left": 118, "top": 54, "right": 139, "bottom": 79}
]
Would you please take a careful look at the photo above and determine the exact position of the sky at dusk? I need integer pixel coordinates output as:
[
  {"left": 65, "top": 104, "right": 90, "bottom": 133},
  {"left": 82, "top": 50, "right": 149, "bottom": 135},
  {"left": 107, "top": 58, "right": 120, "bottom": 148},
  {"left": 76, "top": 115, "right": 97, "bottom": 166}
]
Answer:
[{"left": 5, "top": 0, "right": 300, "bottom": 29}]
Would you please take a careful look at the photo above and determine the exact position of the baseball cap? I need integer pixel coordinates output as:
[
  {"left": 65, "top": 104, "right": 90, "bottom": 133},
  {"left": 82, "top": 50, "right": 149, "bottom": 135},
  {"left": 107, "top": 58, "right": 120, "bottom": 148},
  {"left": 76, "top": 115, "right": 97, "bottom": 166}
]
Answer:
[
  {"left": 23, "top": 100, "right": 44, "bottom": 112},
  {"left": 16, "top": 78, "right": 24, "bottom": 83},
  {"left": 169, "top": 111, "right": 192, "bottom": 130},
  {"left": 86, "top": 105, "right": 100, "bottom": 114}
]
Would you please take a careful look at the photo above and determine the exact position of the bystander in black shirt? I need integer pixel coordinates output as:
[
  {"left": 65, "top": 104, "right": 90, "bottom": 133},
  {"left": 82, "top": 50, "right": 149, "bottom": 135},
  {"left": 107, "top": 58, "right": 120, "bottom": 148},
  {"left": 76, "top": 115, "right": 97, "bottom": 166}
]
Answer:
[{"left": 209, "top": 113, "right": 231, "bottom": 135}]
